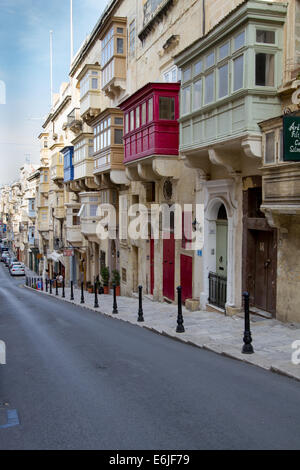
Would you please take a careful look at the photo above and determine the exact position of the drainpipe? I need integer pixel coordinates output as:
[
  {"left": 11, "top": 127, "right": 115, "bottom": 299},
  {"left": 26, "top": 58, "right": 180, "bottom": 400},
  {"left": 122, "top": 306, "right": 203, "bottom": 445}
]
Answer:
[{"left": 203, "top": 0, "right": 206, "bottom": 36}]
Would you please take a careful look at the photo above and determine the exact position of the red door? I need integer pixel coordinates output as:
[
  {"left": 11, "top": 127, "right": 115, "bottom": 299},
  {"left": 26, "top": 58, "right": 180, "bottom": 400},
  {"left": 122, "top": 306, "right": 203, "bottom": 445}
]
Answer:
[
  {"left": 181, "top": 255, "right": 193, "bottom": 303},
  {"left": 163, "top": 234, "right": 175, "bottom": 301},
  {"left": 150, "top": 238, "right": 154, "bottom": 295}
]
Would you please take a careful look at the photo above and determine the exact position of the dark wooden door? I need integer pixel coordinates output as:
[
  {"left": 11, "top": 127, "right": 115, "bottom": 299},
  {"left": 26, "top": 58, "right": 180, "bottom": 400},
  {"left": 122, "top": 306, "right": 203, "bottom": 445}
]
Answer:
[
  {"left": 163, "top": 234, "right": 175, "bottom": 301},
  {"left": 181, "top": 255, "right": 193, "bottom": 303},
  {"left": 253, "top": 231, "right": 276, "bottom": 314},
  {"left": 150, "top": 238, "right": 154, "bottom": 295}
]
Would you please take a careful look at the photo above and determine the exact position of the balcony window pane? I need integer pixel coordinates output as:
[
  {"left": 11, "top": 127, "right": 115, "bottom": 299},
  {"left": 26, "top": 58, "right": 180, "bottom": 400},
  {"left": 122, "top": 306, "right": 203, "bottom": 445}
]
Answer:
[
  {"left": 205, "top": 72, "right": 214, "bottom": 104},
  {"left": 235, "top": 31, "right": 245, "bottom": 51},
  {"left": 142, "top": 102, "right": 146, "bottom": 125},
  {"left": 125, "top": 114, "right": 129, "bottom": 133},
  {"left": 90, "top": 205, "right": 98, "bottom": 217},
  {"left": 136, "top": 107, "right": 140, "bottom": 128},
  {"left": 218, "top": 63, "right": 228, "bottom": 98},
  {"left": 159, "top": 97, "right": 175, "bottom": 120},
  {"left": 183, "top": 67, "right": 191, "bottom": 82},
  {"left": 265, "top": 132, "right": 275, "bottom": 163},
  {"left": 130, "top": 110, "right": 134, "bottom": 130},
  {"left": 256, "top": 30, "right": 275, "bottom": 44},
  {"left": 115, "top": 128, "right": 123, "bottom": 145},
  {"left": 279, "top": 129, "right": 284, "bottom": 161},
  {"left": 182, "top": 86, "right": 191, "bottom": 115},
  {"left": 233, "top": 55, "right": 244, "bottom": 91},
  {"left": 206, "top": 52, "right": 215, "bottom": 69},
  {"left": 255, "top": 53, "right": 274, "bottom": 86},
  {"left": 219, "top": 42, "right": 229, "bottom": 60},
  {"left": 117, "top": 38, "right": 124, "bottom": 54},
  {"left": 194, "top": 60, "right": 202, "bottom": 76},
  {"left": 92, "top": 78, "right": 98, "bottom": 89},
  {"left": 148, "top": 98, "right": 153, "bottom": 122},
  {"left": 117, "top": 27, "right": 123, "bottom": 34},
  {"left": 115, "top": 117, "right": 123, "bottom": 125},
  {"left": 193, "top": 79, "right": 202, "bottom": 110}
]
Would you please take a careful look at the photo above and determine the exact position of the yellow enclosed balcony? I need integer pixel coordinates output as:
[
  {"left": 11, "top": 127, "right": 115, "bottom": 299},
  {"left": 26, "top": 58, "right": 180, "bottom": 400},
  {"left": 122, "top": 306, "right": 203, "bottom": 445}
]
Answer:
[
  {"left": 92, "top": 108, "right": 126, "bottom": 183},
  {"left": 100, "top": 18, "right": 127, "bottom": 99},
  {"left": 66, "top": 203, "right": 82, "bottom": 245},
  {"left": 51, "top": 152, "right": 64, "bottom": 181},
  {"left": 77, "top": 65, "right": 101, "bottom": 124}
]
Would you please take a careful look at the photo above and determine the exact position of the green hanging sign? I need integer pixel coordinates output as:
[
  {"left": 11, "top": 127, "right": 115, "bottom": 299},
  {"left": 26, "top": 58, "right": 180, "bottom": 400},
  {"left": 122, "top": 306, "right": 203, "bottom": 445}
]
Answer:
[{"left": 283, "top": 116, "right": 300, "bottom": 161}]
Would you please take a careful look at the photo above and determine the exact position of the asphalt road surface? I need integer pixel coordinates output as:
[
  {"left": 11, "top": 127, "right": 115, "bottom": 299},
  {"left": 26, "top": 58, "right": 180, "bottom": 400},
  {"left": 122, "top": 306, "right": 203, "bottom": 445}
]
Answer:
[{"left": 0, "top": 262, "right": 300, "bottom": 450}]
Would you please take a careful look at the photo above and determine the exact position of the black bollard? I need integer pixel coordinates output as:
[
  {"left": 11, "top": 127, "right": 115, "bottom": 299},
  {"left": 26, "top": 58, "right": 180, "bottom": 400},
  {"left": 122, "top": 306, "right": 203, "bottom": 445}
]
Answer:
[
  {"left": 98, "top": 283, "right": 104, "bottom": 295},
  {"left": 70, "top": 281, "right": 74, "bottom": 301},
  {"left": 137, "top": 285, "right": 144, "bottom": 322},
  {"left": 25, "top": 276, "right": 28, "bottom": 287},
  {"left": 46, "top": 279, "right": 48, "bottom": 293},
  {"left": 62, "top": 278, "right": 65, "bottom": 298},
  {"left": 55, "top": 279, "right": 59, "bottom": 296},
  {"left": 176, "top": 286, "right": 185, "bottom": 333},
  {"left": 94, "top": 282, "right": 99, "bottom": 308},
  {"left": 242, "top": 292, "right": 254, "bottom": 354},
  {"left": 112, "top": 283, "right": 118, "bottom": 314},
  {"left": 50, "top": 280, "right": 53, "bottom": 295},
  {"left": 81, "top": 282, "right": 85, "bottom": 304}
]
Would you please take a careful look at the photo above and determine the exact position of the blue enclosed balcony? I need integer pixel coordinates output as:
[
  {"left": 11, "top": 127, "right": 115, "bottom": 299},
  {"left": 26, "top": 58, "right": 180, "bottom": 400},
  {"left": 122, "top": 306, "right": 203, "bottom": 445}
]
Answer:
[{"left": 62, "top": 146, "right": 74, "bottom": 183}]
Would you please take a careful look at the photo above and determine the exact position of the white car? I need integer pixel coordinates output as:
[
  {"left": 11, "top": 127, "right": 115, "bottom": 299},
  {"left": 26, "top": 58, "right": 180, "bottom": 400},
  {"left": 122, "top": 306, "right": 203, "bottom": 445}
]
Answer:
[{"left": 10, "top": 263, "right": 25, "bottom": 276}]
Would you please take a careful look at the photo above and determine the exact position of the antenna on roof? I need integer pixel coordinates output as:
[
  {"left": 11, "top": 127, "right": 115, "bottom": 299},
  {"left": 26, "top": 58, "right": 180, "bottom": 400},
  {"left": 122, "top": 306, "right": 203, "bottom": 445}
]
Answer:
[{"left": 50, "top": 30, "right": 53, "bottom": 108}]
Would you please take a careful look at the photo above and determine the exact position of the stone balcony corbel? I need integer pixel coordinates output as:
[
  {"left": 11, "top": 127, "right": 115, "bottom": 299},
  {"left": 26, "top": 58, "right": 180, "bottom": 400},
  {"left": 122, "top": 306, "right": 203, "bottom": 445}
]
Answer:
[
  {"left": 208, "top": 148, "right": 241, "bottom": 175},
  {"left": 241, "top": 135, "right": 262, "bottom": 159}
]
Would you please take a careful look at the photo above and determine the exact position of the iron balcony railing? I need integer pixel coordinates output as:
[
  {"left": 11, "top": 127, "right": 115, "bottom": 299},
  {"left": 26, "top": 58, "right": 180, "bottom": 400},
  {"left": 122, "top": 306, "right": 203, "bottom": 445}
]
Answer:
[{"left": 208, "top": 272, "right": 227, "bottom": 310}]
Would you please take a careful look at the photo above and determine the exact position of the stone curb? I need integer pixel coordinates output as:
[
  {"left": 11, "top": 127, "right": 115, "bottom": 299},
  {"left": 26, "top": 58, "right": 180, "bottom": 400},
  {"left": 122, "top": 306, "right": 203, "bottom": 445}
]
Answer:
[{"left": 23, "top": 285, "right": 300, "bottom": 383}]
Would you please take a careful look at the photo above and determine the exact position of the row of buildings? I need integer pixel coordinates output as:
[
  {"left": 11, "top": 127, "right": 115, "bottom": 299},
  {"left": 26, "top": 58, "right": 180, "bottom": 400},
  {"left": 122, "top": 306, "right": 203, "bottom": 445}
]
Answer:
[{"left": 1, "top": 0, "right": 300, "bottom": 323}]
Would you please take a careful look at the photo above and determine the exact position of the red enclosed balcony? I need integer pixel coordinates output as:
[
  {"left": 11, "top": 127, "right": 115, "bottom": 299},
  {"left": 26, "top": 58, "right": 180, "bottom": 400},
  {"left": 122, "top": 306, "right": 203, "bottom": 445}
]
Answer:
[{"left": 119, "top": 83, "right": 181, "bottom": 181}]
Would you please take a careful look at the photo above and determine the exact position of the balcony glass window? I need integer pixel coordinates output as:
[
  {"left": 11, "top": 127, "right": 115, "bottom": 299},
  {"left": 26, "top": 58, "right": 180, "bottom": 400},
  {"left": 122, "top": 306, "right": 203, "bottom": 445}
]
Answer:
[
  {"left": 183, "top": 67, "right": 191, "bottom": 83},
  {"left": 218, "top": 63, "right": 228, "bottom": 98},
  {"left": 234, "top": 31, "right": 245, "bottom": 51},
  {"left": 115, "top": 117, "right": 123, "bottom": 125},
  {"left": 102, "top": 27, "right": 114, "bottom": 66},
  {"left": 255, "top": 53, "right": 274, "bottom": 86},
  {"left": 94, "top": 117, "right": 112, "bottom": 152},
  {"left": 142, "top": 102, "right": 146, "bottom": 125},
  {"left": 182, "top": 86, "right": 191, "bottom": 115},
  {"left": 130, "top": 110, "right": 135, "bottom": 131},
  {"left": 115, "top": 128, "right": 123, "bottom": 145},
  {"left": 206, "top": 52, "right": 215, "bottom": 69},
  {"left": 90, "top": 205, "right": 98, "bottom": 217},
  {"left": 159, "top": 97, "right": 175, "bottom": 120},
  {"left": 193, "top": 79, "right": 202, "bottom": 110},
  {"left": 136, "top": 107, "right": 140, "bottom": 128},
  {"left": 148, "top": 98, "right": 153, "bottom": 122},
  {"left": 163, "top": 66, "right": 180, "bottom": 83},
  {"left": 205, "top": 72, "right": 214, "bottom": 104},
  {"left": 279, "top": 128, "right": 284, "bottom": 161},
  {"left": 233, "top": 55, "right": 244, "bottom": 91},
  {"left": 80, "top": 71, "right": 100, "bottom": 98},
  {"left": 219, "top": 42, "right": 229, "bottom": 60},
  {"left": 102, "top": 60, "right": 114, "bottom": 87},
  {"left": 125, "top": 114, "right": 129, "bottom": 133},
  {"left": 194, "top": 61, "right": 202, "bottom": 76},
  {"left": 117, "top": 38, "right": 124, "bottom": 54},
  {"left": 256, "top": 30, "right": 275, "bottom": 44},
  {"left": 129, "top": 20, "right": 136, "bottom": 56},
  {"left": 265, "top": 132, "right": 275, "bottom": 163}
]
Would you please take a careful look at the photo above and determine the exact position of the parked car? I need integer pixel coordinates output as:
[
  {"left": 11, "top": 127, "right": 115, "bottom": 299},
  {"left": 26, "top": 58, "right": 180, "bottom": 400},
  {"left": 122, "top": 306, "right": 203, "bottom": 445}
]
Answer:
[
  {"left": 4, "top": 256, "right": 11, "bottom": 267},
  {"left": 9, "top": 258, "right": 18, "bottom": 268},
  {"left": 10, "top": 263, "right": 25, "bottom": 276},
  {"left": 1, "top": 252, "right": 9, "bottom": 263}
]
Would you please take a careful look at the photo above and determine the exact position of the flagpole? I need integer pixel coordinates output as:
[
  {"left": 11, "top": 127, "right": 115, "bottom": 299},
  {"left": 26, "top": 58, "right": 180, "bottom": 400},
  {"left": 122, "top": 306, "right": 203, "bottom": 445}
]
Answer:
[
  {"left": 70, "top": 0, "right": 74, "bottom": 65},
  {"left": 50, "top": 30, "right": 53, "bottom": 108}
]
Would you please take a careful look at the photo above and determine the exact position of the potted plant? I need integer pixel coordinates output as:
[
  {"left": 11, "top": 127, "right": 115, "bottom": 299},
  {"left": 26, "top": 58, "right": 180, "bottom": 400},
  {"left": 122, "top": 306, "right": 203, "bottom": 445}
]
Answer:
[
  {"left": 87, "top": 281, "right": 94, "bottom": 294},
  {"left": 112, "top": 270, "right": 121, "bottom": 296},
  {"left": 101, "top": 267, "right": 110, "bottom": 294}
]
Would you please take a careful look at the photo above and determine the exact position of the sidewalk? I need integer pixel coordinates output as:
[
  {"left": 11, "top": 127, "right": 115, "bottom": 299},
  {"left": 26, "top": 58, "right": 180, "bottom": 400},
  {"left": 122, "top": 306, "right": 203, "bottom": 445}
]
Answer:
[{"left": 24, "top": 277, "right": 300, "bottom": 382}]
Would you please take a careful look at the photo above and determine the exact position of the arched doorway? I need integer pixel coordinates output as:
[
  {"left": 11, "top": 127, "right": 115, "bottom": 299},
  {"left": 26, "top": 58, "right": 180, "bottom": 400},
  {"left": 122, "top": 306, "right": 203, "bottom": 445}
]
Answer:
[{"left": 203, "top": 199, "right": 229, "bottom": 311}]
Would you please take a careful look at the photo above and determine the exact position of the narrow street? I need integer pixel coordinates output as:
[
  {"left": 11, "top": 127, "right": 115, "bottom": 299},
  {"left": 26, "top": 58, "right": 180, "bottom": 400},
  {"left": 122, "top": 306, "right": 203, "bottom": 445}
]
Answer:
[{"left": 0, "top": 263, "right": 299, "bottom": 450}]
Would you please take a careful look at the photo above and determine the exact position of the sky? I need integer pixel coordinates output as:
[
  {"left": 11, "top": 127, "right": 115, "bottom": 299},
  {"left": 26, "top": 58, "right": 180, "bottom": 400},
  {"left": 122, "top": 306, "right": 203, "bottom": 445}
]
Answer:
[{"left": 0, "top": 0, "right": 109, "bottom": 186}]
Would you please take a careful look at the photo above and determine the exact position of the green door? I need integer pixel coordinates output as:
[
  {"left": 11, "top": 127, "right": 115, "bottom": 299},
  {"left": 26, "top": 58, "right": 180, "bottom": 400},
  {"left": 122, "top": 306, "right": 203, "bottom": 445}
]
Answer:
[{"left": 216, "top": 221, "right": 228, "bottom": 277}]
